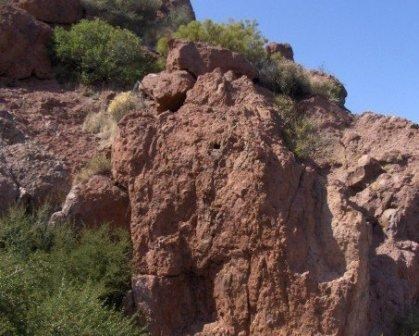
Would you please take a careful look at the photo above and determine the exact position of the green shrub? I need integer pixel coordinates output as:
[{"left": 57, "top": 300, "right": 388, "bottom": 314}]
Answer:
[
  {"left": 308, "top": 72, "right": 347, "bottom": 106},
  {"left": 52, "top": 19, "right": 156, "bottom": 87},
  {"left": 0, "top": 207, "right": 146, "bottom": 335},
  {"left": 258, "top": 57, "right": 310, "bottom": 98},
  {"left": 81, "top": 0, "right": 161, "bottom": 36},
  {"left": 158, "top": 19, "right": 267, "bottom": 63},
  {"left": 274, "top": 95, "right": 319, "bottom": 159}
]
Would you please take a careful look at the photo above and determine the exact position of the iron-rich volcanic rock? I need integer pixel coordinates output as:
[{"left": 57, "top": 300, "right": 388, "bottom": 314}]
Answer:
[
  {"left": 11, "top": 0, "right": 82, "bottom": 24},
  {"left": 140, "top": 70, "right": 196, "bottom": 112},
  {"left": 0, "top": 5, "right": 52, "bottom": 80},
  {"left": 50, "top": 175, "right": 130, "bottom": 230},
  {"left": 113, "top": 68, "right": 372, "bottom": 335},
  {"left": 166, "top": 39, "right": 258, "bottom": 80}
]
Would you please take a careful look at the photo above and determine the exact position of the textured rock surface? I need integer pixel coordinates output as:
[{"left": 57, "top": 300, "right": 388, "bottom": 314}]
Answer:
[
  {"left": 140, "top": 70, "right": 195, "bottom": 112},
  {"left": 113, "top": 68, "right": 372, "bottom": 335},
  {"left": 266, "top": 42, "right": 294, "bottom": 61},
  {"left": 0, "top": 5, "right": 52, "bottom": 79},
  {"left": 50, "top": 175, "right": 130, "bottom": 229},
  {"left": 160, "top": 0, "right": 195, "bottom": 21},
  {"left": 11, "top": 0, "right": 82, "bottom": 24},
  {"left": 0, "top": 142, "right": 71, "bottom": 208},
  {"left": 112, "top": 40, "right": 418, "bottom": 335},
  {"left": 167, "top": 39, "right": 258, "bottom": 79}
]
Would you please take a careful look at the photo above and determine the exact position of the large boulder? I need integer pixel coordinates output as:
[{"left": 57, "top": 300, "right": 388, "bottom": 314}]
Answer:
[
  {"left": 166, "top": 39, "right": 258, "bottom": 80},
  {"left": 50, "top": 175, "right": 130, "bottom": 229},
  {"left": 0, "top": 142, "right": 71, "bottom": 209},
  {"left": 11, "top": 0, "right": 82, "bottom": 24},
  {"left": 0, "top": 5, "right": 52, "bottom": 79},
  {"left": 140, "top": 70, "right": 196, "bottom": 112},
  {"left": 113, "top": 69, "right": 371, "bottom": 335}
]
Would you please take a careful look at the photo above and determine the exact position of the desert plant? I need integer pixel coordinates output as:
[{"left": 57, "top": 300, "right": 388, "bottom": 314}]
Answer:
[
  {"left": 84, "top": 91, "right": 141, "bottom": 148},
  {"left": 157, "top": 19, "right": 267, "bottom": 63},
  {"left": 274, "top": 95, "right": 319, "bottom": 159},
  {"left": 81, "top": 0, "right": 161, "bottom": 36},
  {"left": 308, "top": 72, "right": 347, "bottom": 105},
  {"left": 258, "top": 57, "right": 310, "bottom": 98},
  {"left": 52, "top": 19, "right": 156, "bottom": 87},
  {"left": 0, "top": 207, "right": 146, "bottom": 335},
  {"left": 75, "top": 153, "right": 112, "bottom": 182}
]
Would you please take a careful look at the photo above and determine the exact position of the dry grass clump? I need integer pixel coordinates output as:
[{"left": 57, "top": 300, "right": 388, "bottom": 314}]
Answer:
[
  {"left": 274, "top": 95, "right": 319, "bottom": 160},
  {"left": 75, "top": 153, "right": 111, "bottom": 183},
  {"left": 83, "top": 91, "right": 142, "bottom": 148}
]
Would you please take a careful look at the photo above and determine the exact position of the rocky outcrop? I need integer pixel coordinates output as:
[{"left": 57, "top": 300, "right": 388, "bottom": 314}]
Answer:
[
  {"left": 167, "top": 39, "right": 258, "bottom": 80},
  {"left": 160, "top": 0, "right": 195, "bottom": 21},
  {"left": 140, "top": 70, "right": 196, "bottom": 112},
  {"left": 266, "top": 42, "right": 294, "bottom": 61},
  {"left": 0, "top": 142, "right": 71, "bottom": 209},
  {"left": 0, "top": 5, "right": 52, "bottom": 79},
  {"left": 113, "top": 67, "right": 371, "bottom": 335},
  {"left": 111, "top": 40, "right": 418, "bottom": 336},
  {"left": 50, "top": 175, "right": 130, "bottom": 229},
  {"left": 11, "top": 0, "right": 82, "bottom": 24}
]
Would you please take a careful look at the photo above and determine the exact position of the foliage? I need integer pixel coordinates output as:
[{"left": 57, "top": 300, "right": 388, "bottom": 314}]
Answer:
[
  {"left": 0, "top": 207, "right": 147, "bottom": 335},
  {"left": 258, "top": 57, "right": 310, "bottom": 98},
  {"left": 81, "top": 0, "right": 192, "bottom": 45},
  {"left": 108, "top": 91, "right": 139, "bottom": 122},
  {"left": 309, "top": 73, "right": 347, "bottom": 106},
  {"left": 52, "top": 19, "right": 155, "bottom": 87},
  {"left": 81, "top": 0, "right": 161, "bottom": 37},
  {"left": 83, "top": 91, "right": 142, "bottom": 148},
  {"left": 397, "top": 307, "right": 419, "bottom": 336},
  {"left": 157, "top": 19, "right": 267, "bottom": 62},
  {"left": 274, "top": 95, "right": 319, "bottom": 159},
  {"left": 75, "top": 153, "right": 112, "bottom": 183}
]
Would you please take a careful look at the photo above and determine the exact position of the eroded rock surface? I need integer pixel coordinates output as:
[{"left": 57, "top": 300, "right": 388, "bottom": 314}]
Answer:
[
  {"left": 266, "top": 42, "right": 294, "bottom": 61},
  {"left": 11, "top": 0, "right": 82, "bottom": 24},
  {"left": 140, "top": 70, "right": 196, "bottom": 112},
  {"left": 167, "top": 39, "right": 258, "bottom": 80},
  {"left": 112, "top": 40, "right": 418, "bottom": 336},
  {"left": 50, "top": 175, "right": 130, "bottom": 229},
  {"left": 0, "top": 5, "right": 52, "bottom": 79}
]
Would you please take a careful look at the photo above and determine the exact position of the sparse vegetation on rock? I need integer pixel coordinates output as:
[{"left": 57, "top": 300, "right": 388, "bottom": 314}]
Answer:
[{"left": 52, "top": 19, "right": 156, "bottom": 87}]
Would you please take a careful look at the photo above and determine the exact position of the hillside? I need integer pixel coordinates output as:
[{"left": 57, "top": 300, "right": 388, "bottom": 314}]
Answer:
[{"left": 0, "top": 1, "right": 418, "bottom": 335}]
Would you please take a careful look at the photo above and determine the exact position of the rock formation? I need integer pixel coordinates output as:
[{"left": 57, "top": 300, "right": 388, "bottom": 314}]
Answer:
[
  {"left": 0, "top": 5, "right": 52, "bottom": 80},
  {"left": 50, "top": 174, "right": 130, "bottom": 229},
  {"left": 11, "top": 0, "right": 82, "bottom": 24},
  {"left": 111, "top": 41, "right": 418, "bottom": 336}
]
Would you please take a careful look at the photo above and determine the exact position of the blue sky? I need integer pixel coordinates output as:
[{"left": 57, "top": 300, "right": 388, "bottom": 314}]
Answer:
[{"left": 191, "top": 0, "right": 419, "bottom": 123}]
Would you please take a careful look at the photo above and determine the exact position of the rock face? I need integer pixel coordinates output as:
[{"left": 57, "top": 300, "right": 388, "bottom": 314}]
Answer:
[
  {"left": 112, "top": 41, "right": 418, "bottom": 336},
  {"left": 11, "top": 0, "right": 82, "bottom": 24},
  {"left": 140, "top": 70, "right": 196, "bottom": 112},
  {"left": 0, "top": 5, "right": 52, "bottom": 79},
  {"left": 0, "top": 142, "right": 71, "bottom": 209},
  {"left": 160, "top": 0, "right": 195, "bottom": 21},
  {"left": 167, "top": 39, "right": 258, "bottom": 80},
  {"left": 266, "top": 42, "right": 294, "bottom": 61},
  {"left": 50, "top": 175, "right": 130, "bottom": 229}
]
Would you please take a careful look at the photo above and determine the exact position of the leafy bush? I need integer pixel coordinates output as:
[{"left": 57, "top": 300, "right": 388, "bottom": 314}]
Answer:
[
  {"left": 81, "top": 0, "right": 161, "bottom": 36},
  {"left": 52, "top": 19, "right": 156, "bottom": 87},
  {"left": 84, "top": 91, "right": 142, "bottom": 148},
  {"left": 158, "top": 19, "right": 267, "bottom": 62},
  {"left": 0, "top": 207, "right": 146, "bottom": 335},
  {"left": 274, "top": 95, "right": 319, "bottom": 159}
]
